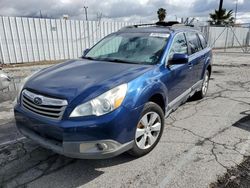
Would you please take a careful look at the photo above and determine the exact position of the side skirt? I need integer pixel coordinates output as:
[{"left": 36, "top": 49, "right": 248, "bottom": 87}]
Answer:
[{"left": 165, "top": 80, "right": 203, "bottom": 117}]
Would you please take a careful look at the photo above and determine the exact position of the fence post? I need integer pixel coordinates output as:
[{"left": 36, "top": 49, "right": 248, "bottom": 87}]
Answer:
[
  {"left": 33, "top": 18, "right": 41, "bottom": 61},
  {"left": 14, "top": 17, "right": 24, "bottom": 63},
  {"left": 44, "top": 19, "right": 52, "bottom": 60},
  {"left": 74, "top": 20, "right": 79, "bottom": 57},
  {"left": 87, "top": 21, "right": 90, "bottom": 48},
  {"left": 224, "top": 27, "right": 229, "bottom": 52},
  {"left": 59, "top": 19, "right": 66, "bottom": 59},
  {"left": 246, "top": 27, "right": 250, "bottom": 52},
  {"left": 70, "top": 20, "right": 74, "bottom": 58},
  {"left": 65, "top": 19, "right": 70, "bottom": 59},
  {"left": 90, "top": 21, "right": 94, "bottom": 46},
  {"left": 2, "top": 17, "right": 11, "bottom": 64},
  {"left": 50, "top": 19, "right": 56, "bottom": 60},
  {"left": 229, "top": 26, "right": 246, "bottom": 53},
  {"left": 0, "top": 33, "right": 4, "bottom": 64},
  {"left": 78, "top": 20, "right": 83, "bottom": 54},
  {"left": 27, "top": 18, "right": 35, "bottom": 62},
  {"left": 55, "top": 19, "right": 61, "bottom": 59},
  {"left": 38, "top": 18, "right": 46, "bottom": 61},
  {"left": 82, "top": 21, "right": 87, "bottom": 50},
  {"left": 8, "top": 17, "right": 18, "bottom": 63},
  {"left": 21, "top": 17, "right": 29, "bottom": 62}
]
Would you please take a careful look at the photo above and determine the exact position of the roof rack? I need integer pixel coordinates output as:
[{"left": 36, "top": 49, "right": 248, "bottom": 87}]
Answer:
[
  {"left": 172, "top": 23, "right": 195, "bottom": 28},
  {"left": 122, "top": 21, "right": 195, "bottom": 29}
]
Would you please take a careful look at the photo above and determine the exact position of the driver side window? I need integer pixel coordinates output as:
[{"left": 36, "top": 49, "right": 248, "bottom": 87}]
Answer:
[{"left": 168, "top": 33, "right": 188, "bottom": 60}]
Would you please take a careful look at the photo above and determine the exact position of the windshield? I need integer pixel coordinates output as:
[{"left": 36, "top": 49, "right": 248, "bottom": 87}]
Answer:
[{"left": 84, "top": 32, "right": 170, "bottom": 65}]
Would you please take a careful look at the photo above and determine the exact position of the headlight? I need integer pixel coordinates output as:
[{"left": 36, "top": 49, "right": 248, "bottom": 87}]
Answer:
[{"left": 70, "top": 84, "right": 127, "bottom": 117}]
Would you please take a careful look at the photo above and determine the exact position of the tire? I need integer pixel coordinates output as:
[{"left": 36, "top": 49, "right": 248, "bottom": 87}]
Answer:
[
  {"left": 193, "top": 70, "right": 210, "bottom": 100},
  {"left": 128, "top": 102, "right": 164, "bottom": 157}
]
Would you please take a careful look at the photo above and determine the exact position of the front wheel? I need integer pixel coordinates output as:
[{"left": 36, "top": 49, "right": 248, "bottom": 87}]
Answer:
[{"left": 128, "top": 102, "right": 164, "bottom": 157}]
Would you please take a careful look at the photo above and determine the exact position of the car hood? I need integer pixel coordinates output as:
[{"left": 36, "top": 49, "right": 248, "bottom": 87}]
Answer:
[{"left": 24, "top": 59, "right": 153, "bottom": 103}]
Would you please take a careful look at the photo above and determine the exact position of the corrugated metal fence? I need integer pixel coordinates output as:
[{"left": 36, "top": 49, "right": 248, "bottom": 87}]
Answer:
[
  {"left": 0, "top": 16, "right": 137, "bottom": 64},
  {"left": 202, "top": 26, "right": 250, "bottom": 49},
  {"left": 0, "top": 16, "right": 250, "bottom": 64}
]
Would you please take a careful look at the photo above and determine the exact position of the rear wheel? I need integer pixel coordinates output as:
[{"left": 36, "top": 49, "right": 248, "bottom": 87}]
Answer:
[
  {"left": 128, "top": 102, "right": 164, "bottom": 157},
  {"left": 193, "top": 70, "right": 210, "bottom": 99}
]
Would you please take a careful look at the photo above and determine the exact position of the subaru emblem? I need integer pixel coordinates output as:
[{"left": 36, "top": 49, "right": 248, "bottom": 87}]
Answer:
[{"left": 34, "top": 97, "right": 42, "bottom": 105}]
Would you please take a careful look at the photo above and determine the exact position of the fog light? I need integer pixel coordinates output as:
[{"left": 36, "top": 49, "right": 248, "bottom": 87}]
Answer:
[{"left": 96, "top": 143, "right": 108, "bottom": 151}]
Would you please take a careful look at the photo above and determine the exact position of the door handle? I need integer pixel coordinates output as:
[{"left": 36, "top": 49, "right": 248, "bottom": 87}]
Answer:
[{"left": 188, "top": 62, "right": 193, "bottom": 69}]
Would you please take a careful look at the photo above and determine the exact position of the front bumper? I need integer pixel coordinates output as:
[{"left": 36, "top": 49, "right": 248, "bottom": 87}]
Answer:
[
  {"left": 14, "top": 104, "right": 143, "bottom": 159},
  {"left": 18, "top": 125, "right": 134, "bottom": 159}
]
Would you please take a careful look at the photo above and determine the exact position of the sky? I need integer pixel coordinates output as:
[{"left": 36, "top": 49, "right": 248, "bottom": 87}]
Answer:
[{"left": 0, "top": 0, "right": 249, "bottom": 24}]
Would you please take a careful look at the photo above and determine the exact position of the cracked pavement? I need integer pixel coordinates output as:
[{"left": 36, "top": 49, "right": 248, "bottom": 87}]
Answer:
[{"left": 0, "top": 52, "right": 250, "bottom": 188}]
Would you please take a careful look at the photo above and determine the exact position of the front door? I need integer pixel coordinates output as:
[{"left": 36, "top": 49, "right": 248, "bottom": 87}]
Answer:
[{"left": 162, "top": 32, "right": 194, "bottom": 104}]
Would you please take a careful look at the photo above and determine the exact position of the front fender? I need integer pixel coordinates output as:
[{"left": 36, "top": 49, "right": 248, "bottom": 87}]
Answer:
[{"left": 122, "top": 71, "right": 168, "bottom": 110}]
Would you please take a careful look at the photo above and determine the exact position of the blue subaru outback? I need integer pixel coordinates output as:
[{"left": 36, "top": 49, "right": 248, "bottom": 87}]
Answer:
[{"left": 14, "top": 23, "right": 212, "bottom": 159}]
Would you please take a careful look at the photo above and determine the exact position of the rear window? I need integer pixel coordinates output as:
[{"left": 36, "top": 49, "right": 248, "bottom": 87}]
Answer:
[
  {"left": 186, "top": 32, "right": 203, "bottom": 55},
  {"left": 198, "top": 33, "right": 208, "bottom": 49}
]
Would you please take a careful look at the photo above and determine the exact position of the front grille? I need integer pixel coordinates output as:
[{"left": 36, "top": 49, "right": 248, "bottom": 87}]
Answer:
[{"left": 21, "top": 89, "right": 68, "bottom": 120}]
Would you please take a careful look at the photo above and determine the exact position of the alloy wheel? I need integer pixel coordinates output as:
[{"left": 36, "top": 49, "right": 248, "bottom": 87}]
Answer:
[
  {"left": 202, "top": 72, "right": 209, "bottom": 96},
  {"left": 135, "top": 112, "right": 162, "bottom": 150}
]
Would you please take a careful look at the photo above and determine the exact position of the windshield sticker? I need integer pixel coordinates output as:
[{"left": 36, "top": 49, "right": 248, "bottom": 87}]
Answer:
[{"left": 150, "top": 33, "right": 170, "bottom": 38}]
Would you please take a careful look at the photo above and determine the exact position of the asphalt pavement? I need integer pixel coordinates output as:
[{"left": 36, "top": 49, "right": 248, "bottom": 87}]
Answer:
[{"left": 0, "top": 52, "right": 250, "bottom": 188}]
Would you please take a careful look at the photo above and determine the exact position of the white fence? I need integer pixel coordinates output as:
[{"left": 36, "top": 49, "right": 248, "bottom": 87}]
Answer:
[
  {"left": 0, "top": 16, "right": 250, "bottom": 64},
  {"left": 204, "top": 26, "right": 250, "bottom": 48},
  {"left": 0, "top": 16, "right": 137, "bottom": 64}
]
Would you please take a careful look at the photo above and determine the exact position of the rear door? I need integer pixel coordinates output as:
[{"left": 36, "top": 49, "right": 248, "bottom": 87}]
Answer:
[
  {"left": 185, "top": 32, "right": 204, "bottom": 84},
  {"left": 197, "top": 33, "right": 209, "bottom": 79}
]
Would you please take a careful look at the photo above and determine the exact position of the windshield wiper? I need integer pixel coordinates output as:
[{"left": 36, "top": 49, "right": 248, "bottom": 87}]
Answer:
[
  {"left": 82, "top": 56, "right": 96, "bottom": 60},
  {"left": 105, "top": 59, "right": 139, "bottom": 65},
  {"left": 83, "top": 57, "right": 143, "bottom": 65}
]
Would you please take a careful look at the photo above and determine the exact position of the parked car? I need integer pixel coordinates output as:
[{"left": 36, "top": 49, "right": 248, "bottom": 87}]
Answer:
[
  {"left": 14, "top": 23, "right": 212, "bottom": 159},
  {"left": 0, "top": 69, "right": 11, "bottom": 90}
]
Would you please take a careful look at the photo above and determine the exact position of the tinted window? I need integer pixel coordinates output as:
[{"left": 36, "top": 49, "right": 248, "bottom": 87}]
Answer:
[
  {"left": 198, "top": 33, "right": 207, "bottom": 49},
  {"left": 186, "top": 32, "right": 203, "bottom": 55},
  {"left": 169, "top": 33, "right": 188, "bottom": 59}
]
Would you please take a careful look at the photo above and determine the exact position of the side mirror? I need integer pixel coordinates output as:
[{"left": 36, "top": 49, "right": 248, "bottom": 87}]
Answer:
[
  {"left": 83, "top": 48, "right": 90, "bottom": 56},
  {"left": 168, "top": 53, "right": 189, "bottom": 66}
]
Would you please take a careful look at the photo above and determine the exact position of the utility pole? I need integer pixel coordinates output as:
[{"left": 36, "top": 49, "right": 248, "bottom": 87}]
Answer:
[
  {"left": 232, "top": 0, "right": 238, "bottom": 47},
  {"left": 218, "top": 0, "right": 224, "bottom": 23},
  {"left": 219, "top": 0, "right": 223, "bottom": 13},
  {"left": 39, "top": 10, "right": 43, "bottom": 18},
  {"left": 84, "top": 6, "right": 88, "bottom": 21},
  {"left": 83, "top": 5, "right": 90, "bottom": 47},
  {"left": 235, "top": 0, "right": 238, "bottom": 24}
]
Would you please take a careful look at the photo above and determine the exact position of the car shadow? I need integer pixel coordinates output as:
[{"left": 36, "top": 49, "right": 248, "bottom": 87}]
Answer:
[
  {"left": 232, "top": 110, "right": 250, "bottom": 131},
  {"left": 0, "top": 139, "right": 136, "bottom": 187}
]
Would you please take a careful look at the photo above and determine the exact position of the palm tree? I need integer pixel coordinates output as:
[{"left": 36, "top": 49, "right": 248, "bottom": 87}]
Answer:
[
  {"left": 208, "top": 9, "right": 234, "bottom": 26},
  {"left": 157, "top": 8, "right": 166, "bottom": 22}
]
